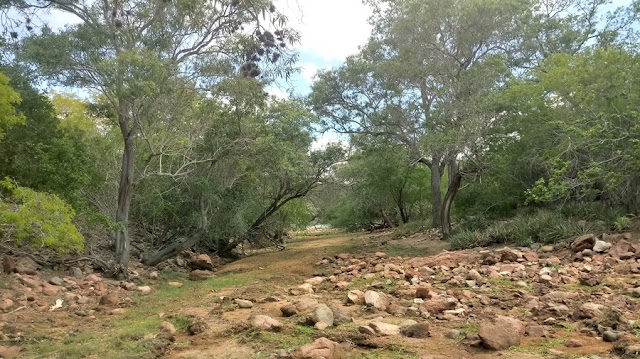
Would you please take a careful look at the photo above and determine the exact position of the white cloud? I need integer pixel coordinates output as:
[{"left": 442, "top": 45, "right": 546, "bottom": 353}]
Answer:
[
  {"left": 276, "top": 0, "right": 373, "bottom": 62},
  {"left": 300, "top": 63, "right": 321, "bottom": 83},
  {"left": 267, "top": 86, "right": 290, "bottom": 100}
]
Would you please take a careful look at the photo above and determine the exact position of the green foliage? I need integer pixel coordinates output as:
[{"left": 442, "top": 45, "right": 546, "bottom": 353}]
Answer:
[
  {"left": 451, "top": 209, "right": 587, "bottom": 249},
  {"left": 0, "top": 70, "right": 24, "bottom": 140},
  {"left": 0, "top": 179, "right": 84, "bottom": 252}
]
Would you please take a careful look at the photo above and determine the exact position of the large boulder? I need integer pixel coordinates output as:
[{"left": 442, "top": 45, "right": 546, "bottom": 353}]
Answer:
[
  {"left": 292, "top": 337, "right": 346, "bottom": 359},
  {"left": 478, "top": 315, "right": 525, "bottom": 350}
]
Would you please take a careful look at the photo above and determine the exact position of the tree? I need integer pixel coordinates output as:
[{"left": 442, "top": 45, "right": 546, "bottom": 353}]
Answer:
[
  {"left": 0, "top": 70, "right": 23, "bottom": 139},
  {"left": 13, "top": 0, "right": 297, "bottom": 277}
]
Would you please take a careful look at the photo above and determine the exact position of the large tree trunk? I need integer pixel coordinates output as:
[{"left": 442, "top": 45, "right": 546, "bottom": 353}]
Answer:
[
  {"left": 114, "top": 118, "right": 135, "bottom": 279},
  {"left": 380, "top": 209, "right": 396, "bottom": 228},
  {"left": 441, "top": 160, "right": 462, "bottom": 239},
  {"left": 430, "top": 155, "right": 444, "bottom": 228}
]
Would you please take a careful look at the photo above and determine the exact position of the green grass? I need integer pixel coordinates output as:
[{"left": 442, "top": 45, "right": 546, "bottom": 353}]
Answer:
[
  {"left": 510, "top": 339, "right": 566, "bottom": 355},
  {"left": 354, "top": 344, "right": 419, "bottom": 359},
  {"left": 20, "top": 273, "right": 257, "bottom": 359},
  {"left": 384, "top": 245, "right": 420, "bottom": 257},
  {"left": 563, "top": 283, "right": 605, "bottom": 293}
]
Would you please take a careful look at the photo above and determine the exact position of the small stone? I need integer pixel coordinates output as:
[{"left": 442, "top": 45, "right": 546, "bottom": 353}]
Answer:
[
  {"left": 541, "top": 245, "right": 554, "bottom": 252},
  {"left": 2, "top": 256, "right": 16, "bottom": 273},
  {"left": 160, "top": 321, "right": 177, "bottom": 335},
  {"left": 149, "top": 271, "right": 159, "bottom": 280},
  {"left": 400, "top": 322, "right": 430, "bottom": 338},
  {"left": 292, "top": 337, "right": 345, "bottom": 359},
  {"left": 565, "top": 339, "right": 583, "bottom": 348},
  {"left": 41, "top": 283, "right": 60, "bottom": 296},
  {"left": 364, "top": 290, "right": 388, "bottom": 311},
  {"left": 280, "top": 304, "right": 298, "bottom": 317},
  {"left": 168, "top": 281, "right": 183, "bottom": 288},
  {"left": 251, "top": 315, "right": 283, "bottom": 332},
  {"left": 137, "top": 286, "right": 152, "bottom": 295},
  {"left": 369, "top": 321, "right": 401, "bottom": 336},
  {"left": 603, "top": 331, "right": 620, "bottom": 342},
  {"left": 347, "top": 290, "right": 365, "bottom": 305},
  {"left": 415, "top": 287, "right": 431, "bottom": 299},
  {"left": 190, "top": 253, "right": 214, "bottom": 270},
  {"left": 85, "top": 274, "right": 102, "bottom": 282},
  {"left": 571, "top": 234, "right": 595, "bottom": 252},
  {"left": 525, "top": 325, "right": 548, "bottom": 337},
  {"left": 187, "top": 320, "right": 209, "bottom": 335},
  {"left": 0, "top": 298, "right": 14, "bottom": 311},
  {"left": 593, "top": 240, "right": 612, "bottom": 253},
  {"left": 48, "top": 277, "right": 64, "bottom": 286},
  {"left": 446, "top": 329, "right": 461, "bottom": 339},
  {"left": 189, "top": 270, "right": 213, "bottom": 281},
  {"left": 71, "top": 267, "right": 83, "bottom": 278},
  {"left": 110, "top": 308, "right": 126, "bottom": 315},
  {"left": 309, "top": 304, "right": 334, "bottom": 328},
  {"left": 539, "top": 274, "right": 553, "bottom": 284},
  {"left": 15, "top": 257, "right": 39, "bottom": 275},
  {"left": 479, "top": 315, "right": 525, "bottom": 350},
  {"left": 234, "top": 299, "right": 254, "bottom": 308},
  {"left": 99, "top": 293, "right": 119, "bottom": 306},
  {"left": 0, "top": 345, "right": 22, "bottom": 358}
]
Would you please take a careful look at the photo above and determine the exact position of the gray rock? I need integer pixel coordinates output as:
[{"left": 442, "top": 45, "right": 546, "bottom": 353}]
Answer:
[
  {"left": 603, "top": 331, "right": 620, "bottom": 342},
  {"left": 445, "top": 329, "right": 461, "bottom": 339},
  {"left": 310, "top": 304, "right": 334, "bottom": 328},
  {"left": 400, "top": 322, "right": 430, "bottom": 338},
  {"left": 593, "top": 240, "right": 612, "bottom": 253},
  {"left": 49, "top": 277, "right": 64, "bottom": 286},
  {"left": 234, "top": 299, "right": 254, "bottom": 308},
  {"left": 251, "top": 315, "right": 283, "bottom": 332},
  {"left": 364, "top": 290, "right": 388, "bottom": 311},
  {"left": 71, "top": 267, "right": 83, "bottom": 278}
]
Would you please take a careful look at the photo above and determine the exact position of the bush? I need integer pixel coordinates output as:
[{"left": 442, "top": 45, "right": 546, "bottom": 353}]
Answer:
[
  {"left": 0, "top": 179, "right": 84, "bottom": 252},
  {"left": 450, "top": 209, "right": 587, "bottom": 250}
]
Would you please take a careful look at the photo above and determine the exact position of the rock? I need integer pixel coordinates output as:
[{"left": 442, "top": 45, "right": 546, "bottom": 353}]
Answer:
[
  {"left": 420, "top": 298, "right": 457, "bottom": 314},
  {"left": 445, "top": 329, "right": 461, "bottom": 339},
  {"left": 0, "top": 298, "right": 14, "bottom": 311},
  {"left": 2, "top": 256, "right": 16, "bottom": 273},
  {"left": 571, "top": 234, "right": 596, "bottom": 252},
  {"left": 576, "top": 302, "right": 604, "bottom": 319},
  {"left": 168, "top": 281, "right": 183, "bottom": 288},
  {"left": 609, "top": 240, "right": 638, "bottom": 259},
  {"left": 633, "top": 287, "right": 640, "bottom": 297},
  {"left": 149, "top": 271, "right": 159, "bottom": 280},
  {"left": 190, "top": 253, "right": 214, "bottom": 270},
  {"left": 110, "top": 308, "right": 126, "bottom": 315},
  {"left": 99, "top": 293, "right": 119, "bottom": 306},
  {"left": 358, "top": 325, "right": 377, "bottom": 336},
  {"left": 369, "top": 321, "right": 401, "bottom": 336},
  {"left": 565, "top": 339, "right": 583, "bottom": 348},
  {"left": 539, "top": 274, "right": 553, "bottom": 284},
  {"left": 543, "top": 291, "right": 579, "bottom": 301},
  {"left": 280, "top": 304, "right": 298, "bottom": 317},
  {"left": 18, "top": 275, "right": 40, "bottom": 288},
  {"left": 292, "top": 337, "right": 345, "bottom": 359},
  {"left": 603, "top": 331, "right": 620, "bottom": 342},
  {"left": 525, "top": 325, "right": 549, "bottom": 337},
  {"left": 347, "top": 290, "right": 365, "bottom": 305},
  {"left": 48, "top": 277, "right": 63, "bottom": 286},
  {"left": 478, "top": 315, "right": 525, "bottom": 350},
  {"left": 310, "top": 304, "right": 334, "bottom": 328},
  {"left": 415, "top": 287, "right": 431, "bottom": 299},
  {"left": 85, "top": 274, "right": 102, "bottom": 282},
  {"left": 400, "top": 322, "right": 430, "bottom": 338},
  {"left": 467, "top": 269, "right": 483, "bottom": 283},
  {"left": 593, "top": 240, "right": 612, "bottom": 253},
  {"left": 189, "top": 270, "right": 213, "bottom": 281},
  {"left": 160, "top": 321, "right": 177, "bottom": 335},
  {"left": 294, "top": 298, "right": 319, "bottom": 312},
  {"left": 541, "top": 245, "right": 554, "bottom": 252},
  {"left": 42, "top": 283, "right": 60, "bottom": 296},
  {"left": 364, "top": 290, "right": 388, "bottom": 311},
  {"left": 304, "top": 277, "right": 325, "bottom": 286},
  {"left": 328, "top": 305, "right": 352, "bottom": 326},
  {"left": 15, "top": 257, "right": 39, "bottom": 275},
  {"left": 137, "top": 286, "right": 152, "bottom": 295},
  {"left": 251, "top": 315, "right": 283, "bottom": 332},
  {"left": 187, "top": 320, "right": 209, "bottom": 335},
  {"left": 291, "top": 283, "right": 315, "bottom": 295},
  {"left": 234, "top": 299, "right": 254, "bottom": 309},
  {"left": 0, "top": 346, "right": 22, "bottom": 358},
  {"left": 71, "top": 267, "right": 83, "bottom": 278}
]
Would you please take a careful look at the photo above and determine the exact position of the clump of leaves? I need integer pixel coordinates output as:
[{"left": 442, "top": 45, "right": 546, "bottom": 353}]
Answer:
[{"left": 0, "top": 178, "right": 84, "bottom": 252}]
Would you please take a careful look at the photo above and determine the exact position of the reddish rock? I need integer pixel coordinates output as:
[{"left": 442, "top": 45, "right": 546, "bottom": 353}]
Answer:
[
  {"left": 99, "top": 293, "right": 119, "bottom": 306},
  {"left": 401, "top": 322, "right": 430, "bottom": 338},
  {"left": 571, "top": 234, "right": 595, "bottom": 252},
  {"left": 84, "top": 274, "right": 102, "bottom": 282},
  {"left": 41, "top": 283, "right": 60, "bottom": 296},
  {"left": 0, "top": 346, "right": 22, "bottom": 358},
  {"left": 190, "top": 254, "right": 214, "bottom": 270},
  {"left": 608, "top": 240, "right": 638, "bottom": 259},
  {"left": 189, "top": 270, "right": 214, "bottom": 281},
  {"left": 0, "top": 298, "right": 14, "bottom": 311},
  {"left": 18, "top": 275, "right": 40, "bottom": 288},
  {"left": 251, "top": 315, "right": 282, "bottom": 332},
  {"left": 292, "top": 337, "right": 345, "bottom": 359},
  {"left": 415, "top": 287, "right": 431, "bottom": 299},
  {"left": 420, "top": 298, "right": 457, "bottom": 314}
]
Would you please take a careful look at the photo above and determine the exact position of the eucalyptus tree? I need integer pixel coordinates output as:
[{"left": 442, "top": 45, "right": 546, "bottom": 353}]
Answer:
[{"left": 10, "top": 0, "right": 297, "bottom": 277}]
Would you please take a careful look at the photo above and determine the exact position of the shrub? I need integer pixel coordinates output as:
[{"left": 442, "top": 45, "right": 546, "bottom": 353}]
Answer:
[{"left": 0, "top": 179, "right": 84, "bottom": 252}]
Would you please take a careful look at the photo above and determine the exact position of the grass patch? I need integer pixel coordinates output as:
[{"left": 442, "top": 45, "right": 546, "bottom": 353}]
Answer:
[
  {"left": 20, "top": 272, "right": 256, "bottom": 359},
  {"left": 510, "top": 339, "right": 566, "bottom": 355},
  {"left": 557, "top": 321, "right": 576, "bottom": 332},
  {"left": 384, "top": 245, "right": 420, "bottom": 258},
  {"left": 563, "top": 284, "right": 605, "bottom": 293},
  {"left": 355, "top": 344, "right": 419, "bottom": 359}
]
